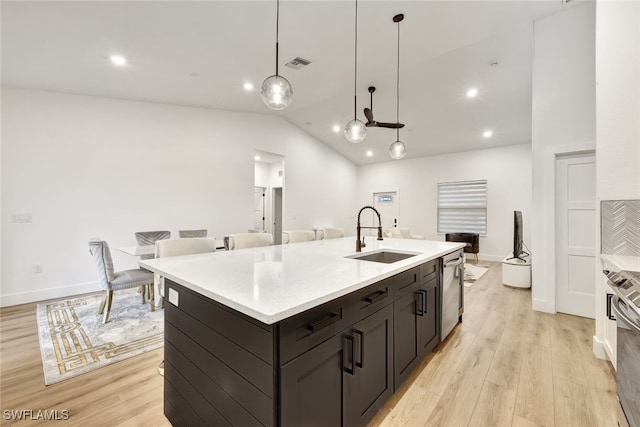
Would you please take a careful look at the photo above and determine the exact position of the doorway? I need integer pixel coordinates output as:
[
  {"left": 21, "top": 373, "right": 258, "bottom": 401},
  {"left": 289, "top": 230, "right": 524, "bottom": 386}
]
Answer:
[
  {"left": 254, "top": 187, "right": 266, "bottom": 231},
  {"left": 555, "top": 151, "right": 596, "bottom": 318},
  {"left": 373, "top": 191, "right": 399, "bottom": 235},
  {"left": 273, "top": 187, "right": 283, "bottom": 245}
]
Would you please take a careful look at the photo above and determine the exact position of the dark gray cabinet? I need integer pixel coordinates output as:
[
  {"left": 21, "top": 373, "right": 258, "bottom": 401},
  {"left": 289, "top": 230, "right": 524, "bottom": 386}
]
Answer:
[
  {"left": 281, "top": 298, "right": 394, "bottom": 427},
  {"left": 393, "top": 266, "right": 439, "bottom": 390},
  {"left": 163, "top": 257, "right": 444, "bottom": 427}
]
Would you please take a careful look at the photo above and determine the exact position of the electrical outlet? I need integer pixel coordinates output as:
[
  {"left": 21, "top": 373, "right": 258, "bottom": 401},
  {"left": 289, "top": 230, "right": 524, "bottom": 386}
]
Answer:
[
  {"left": 12, "top": 213, "right": 32, "bottom": 223},
  {"left": 33, "top": 264, "right": 42, "bottom": 274}
]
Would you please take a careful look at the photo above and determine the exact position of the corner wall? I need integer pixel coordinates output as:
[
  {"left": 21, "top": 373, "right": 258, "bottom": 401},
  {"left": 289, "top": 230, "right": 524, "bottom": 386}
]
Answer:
[
  {"left": 531, "top": 2, "right": 596, "bottom": 313},
  {"left": 1, "top": 88, "right": 358, "bottom": 306},
  {"left": 357, "top": 144, "right": 532, "bottom": 261}
]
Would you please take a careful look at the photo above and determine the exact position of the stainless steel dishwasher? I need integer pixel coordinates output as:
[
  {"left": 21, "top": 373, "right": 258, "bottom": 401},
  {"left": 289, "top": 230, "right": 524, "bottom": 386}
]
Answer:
[
  {"left": 441, "top": 249, "right": 464, "bottom": 340},
  {"left": 609, "top": 269, "right": 640, "bottom": 427}
]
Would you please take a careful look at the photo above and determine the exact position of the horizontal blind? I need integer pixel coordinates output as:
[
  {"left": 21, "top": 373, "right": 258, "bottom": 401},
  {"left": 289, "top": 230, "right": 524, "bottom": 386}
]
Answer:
[{"left": 437, "top": 180, "right": 487, "bottom": 235}]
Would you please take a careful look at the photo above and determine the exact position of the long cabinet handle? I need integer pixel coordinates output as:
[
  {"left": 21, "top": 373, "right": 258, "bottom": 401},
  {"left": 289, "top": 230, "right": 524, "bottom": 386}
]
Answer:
[
  {"left": 343, "top": 335, "right": 355, "bottom": 375},
  {"left": 420, "top": 290, "right": 428, "bottom": 314},
  {"left": 606, "top": 293, "right": 616, "bottom": 321},
  {"left": 415, "top": 292, "right": 425, "bottom": 317},
  {"left": 354, "top": 330, "right": 364, "bottom": 369},
  {"left": 306, "top": 311, "right": 341, "bottom": 333},
  {"left": 363, "top": 289, "right": 388, "bottom": 304}
]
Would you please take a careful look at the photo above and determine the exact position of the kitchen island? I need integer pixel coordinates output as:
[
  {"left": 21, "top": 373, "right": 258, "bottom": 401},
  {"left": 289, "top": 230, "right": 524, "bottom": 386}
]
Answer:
[{"left": 140, "top": 237, "right": 465, "bottom": 427}]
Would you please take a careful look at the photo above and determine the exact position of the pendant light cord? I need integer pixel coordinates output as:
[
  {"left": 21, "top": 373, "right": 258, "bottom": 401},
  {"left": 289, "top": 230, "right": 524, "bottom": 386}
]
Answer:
[
  {"left": 275, "top": 0, "right": 280, "bottom": 76},
  {"left": 353, "top": 0, "right": 358, "bottom": 119},
  {"left": 396, "top": 18, "right": 400, "bottom": 142}
]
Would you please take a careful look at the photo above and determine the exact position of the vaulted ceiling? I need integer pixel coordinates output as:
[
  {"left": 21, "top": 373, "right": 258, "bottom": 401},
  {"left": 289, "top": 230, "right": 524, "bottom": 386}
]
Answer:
[{"left": 1, "top": 1, "right": 580, "bottom": 165}]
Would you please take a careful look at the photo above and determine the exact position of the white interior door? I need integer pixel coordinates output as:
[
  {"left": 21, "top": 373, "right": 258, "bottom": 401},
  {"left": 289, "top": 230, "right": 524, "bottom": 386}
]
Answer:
[
  {"left": 373, "top": 192, "right": 399, "bottom": 235},
  {"left": 555, "top": 152, "right": 596, "bottom": 318},
  {"left": 254, "top": 187, "right": 265, "bottom": 231}
]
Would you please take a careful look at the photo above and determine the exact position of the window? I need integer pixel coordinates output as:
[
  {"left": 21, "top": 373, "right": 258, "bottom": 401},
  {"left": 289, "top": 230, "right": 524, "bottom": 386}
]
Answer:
[{"left": 437, "top": 180, "right": 487, "bottom": 235}]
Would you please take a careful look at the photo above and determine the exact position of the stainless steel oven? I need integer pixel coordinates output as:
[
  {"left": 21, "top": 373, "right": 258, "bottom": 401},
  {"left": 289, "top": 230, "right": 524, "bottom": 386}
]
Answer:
[{"left": 608, "top": 270, "right": 640, "bottom": 427}]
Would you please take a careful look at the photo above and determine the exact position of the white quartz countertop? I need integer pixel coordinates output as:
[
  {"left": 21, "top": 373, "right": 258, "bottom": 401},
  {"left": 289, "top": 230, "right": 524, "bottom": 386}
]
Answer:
[
  {"left": 601, "top": 254, "right": 640, "bottom": 273},
  {"left": 140, "top": 237, "right": 465, "bottom": 324}
]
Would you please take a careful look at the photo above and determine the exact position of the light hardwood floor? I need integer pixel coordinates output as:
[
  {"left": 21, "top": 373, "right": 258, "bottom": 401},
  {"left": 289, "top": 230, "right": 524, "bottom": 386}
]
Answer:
[{"left": 0, "top": 262, "right": 624, "bottom": 426}]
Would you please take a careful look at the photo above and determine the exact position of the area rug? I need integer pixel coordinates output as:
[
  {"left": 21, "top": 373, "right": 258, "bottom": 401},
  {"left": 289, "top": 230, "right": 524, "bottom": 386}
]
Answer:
[
  {"left": 464, "top": 263, "right": 489, "bottom": 287},
  {"left": 37, "top": 289, "right": 163, "bottom": 385}
]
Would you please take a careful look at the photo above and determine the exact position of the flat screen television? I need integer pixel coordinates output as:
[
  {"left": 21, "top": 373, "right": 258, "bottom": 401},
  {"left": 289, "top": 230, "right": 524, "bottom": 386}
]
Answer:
[{"left": 508, "top": 210, "right": 528, "bottom": 261}]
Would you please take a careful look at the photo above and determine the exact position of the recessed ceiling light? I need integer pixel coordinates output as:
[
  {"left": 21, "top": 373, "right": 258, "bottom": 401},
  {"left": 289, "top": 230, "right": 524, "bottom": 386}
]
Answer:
[
  {"left": 243, "top": 82, "right": 254, "bottom": 91},
  {"left": 254, "top": 155, "right": 261, "bottom": 161},
  {"left": 483, "top": 130, "right": 493, "bottom": 138},
  {"left": 332, "top": 125, "right": 341, "bottom": 133},
  {"left": 466, "top": 88, "right": 478, "bottom": 98},
  {"left": 110, "top": 55, "right": 127, "bottom": 66},
  {"left": 366, "top": 150, "right": 373, "bottom": 157}
]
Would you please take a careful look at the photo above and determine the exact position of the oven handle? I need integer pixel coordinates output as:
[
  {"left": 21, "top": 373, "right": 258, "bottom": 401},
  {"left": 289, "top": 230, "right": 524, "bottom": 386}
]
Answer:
[{"left": 611, "top": 296, "right": 640, "bottom": 333}]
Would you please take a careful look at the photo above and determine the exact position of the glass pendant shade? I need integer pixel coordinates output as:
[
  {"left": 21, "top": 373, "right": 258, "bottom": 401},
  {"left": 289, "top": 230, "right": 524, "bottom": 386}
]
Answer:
[
  {"left": 344, "top": 119, "right": 367, "bottom": 143},
  {"left": 261, "top": 75, "right": 293, "bottom": 110},
  {"left": 389, "top": 140, "right": 406, "bottom": 160}
]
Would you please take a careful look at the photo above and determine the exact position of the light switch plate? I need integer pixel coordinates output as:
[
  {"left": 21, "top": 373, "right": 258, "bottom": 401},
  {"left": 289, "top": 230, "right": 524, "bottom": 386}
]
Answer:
[{"left": 168, "top": 288, "right": 179, "bottom": 307}]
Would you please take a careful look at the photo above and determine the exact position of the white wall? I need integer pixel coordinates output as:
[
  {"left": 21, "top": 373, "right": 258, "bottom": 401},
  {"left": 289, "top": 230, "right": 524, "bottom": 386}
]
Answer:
[
  {"left": 1, "top": 88, "right": 358, "bottom": 306},
  {"left": 531, "top": 2, "right": 596, "bottom": 313},
  {"left": 593, "top": 0, "right": 640, "bottom": 359},
  {"left": 596, "top": 1, "right": 640, "bottom": 200},
  {"left": 358, "top": 144, "right": 532, "bottom": 261}
]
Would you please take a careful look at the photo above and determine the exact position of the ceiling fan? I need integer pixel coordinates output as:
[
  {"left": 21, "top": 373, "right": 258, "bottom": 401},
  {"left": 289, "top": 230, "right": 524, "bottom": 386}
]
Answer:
[{"left": 363, "top": 86, "right": 405, "bottom": 129}]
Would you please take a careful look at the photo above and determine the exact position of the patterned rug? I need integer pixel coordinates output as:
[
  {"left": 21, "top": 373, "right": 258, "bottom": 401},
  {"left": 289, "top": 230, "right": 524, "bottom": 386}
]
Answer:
[
  {"left": 37, "top": 289, "right": 163, "bottom": 385},
  {"left": 464, "top": 263, "right": 489, "bottom": 287}
]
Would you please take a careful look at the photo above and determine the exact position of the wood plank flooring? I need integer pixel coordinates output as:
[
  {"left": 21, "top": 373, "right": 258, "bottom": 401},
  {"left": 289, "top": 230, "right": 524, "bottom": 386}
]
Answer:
[{"left": 0, "top": 262, "right": 624, "bottom": 426}]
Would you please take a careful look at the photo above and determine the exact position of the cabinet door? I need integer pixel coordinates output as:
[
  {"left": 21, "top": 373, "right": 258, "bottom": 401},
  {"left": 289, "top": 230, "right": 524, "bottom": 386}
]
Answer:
[
  {"left": 393, "top": 290, "right": 420, "bottom": 390},
  {"left": 348, "top": 304, "right": 394, "bottom": 427},
  {"left": 418, "top": 279, "right": 439, "bottom": 357},
  {"left": 281, "top": 332, "right": 348, "bottom": 427}
]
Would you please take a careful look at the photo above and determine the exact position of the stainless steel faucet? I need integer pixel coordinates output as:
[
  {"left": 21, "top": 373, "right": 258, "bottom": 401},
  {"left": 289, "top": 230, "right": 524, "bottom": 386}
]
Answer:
[{"left": 356, "top": 206, "right": 383, "bottom": 252}]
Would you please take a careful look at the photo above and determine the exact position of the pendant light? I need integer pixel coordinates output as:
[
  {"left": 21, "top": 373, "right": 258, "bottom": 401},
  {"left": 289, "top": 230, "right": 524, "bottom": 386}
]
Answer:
[
  {"left": 344, "top": 0, "right": 367, "bottom": 143},
  {"left": 388, "top": 14, "right": 406, "bottom": 160},
  {"left": 261, "top": 0, "right": 293, "bottom": 110}
]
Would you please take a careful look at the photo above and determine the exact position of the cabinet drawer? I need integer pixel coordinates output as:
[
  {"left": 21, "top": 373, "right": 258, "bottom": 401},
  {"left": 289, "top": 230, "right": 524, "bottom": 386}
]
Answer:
[
  {"left": 420, "top": 259, "right": 438, "bottom": 284},
  {"left": 351, "top": 277, "right": 395, "bottom": 323},
  {"left": 394, "top": 267, "right": 421, "bottom": 299},
  {"left": 279, "top": 295, "right": 353, "bottom": 365}
]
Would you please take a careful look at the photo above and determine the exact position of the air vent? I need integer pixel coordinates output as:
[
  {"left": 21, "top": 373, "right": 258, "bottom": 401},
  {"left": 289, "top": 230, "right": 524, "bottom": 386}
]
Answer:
[{"left": 285, "top": 57, "right": 312, "bottom": 70}]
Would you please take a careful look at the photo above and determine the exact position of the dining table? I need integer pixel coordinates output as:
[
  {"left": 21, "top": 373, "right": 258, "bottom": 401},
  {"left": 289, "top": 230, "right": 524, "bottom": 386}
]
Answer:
[{"left": 117, "top": 239, "right": 226, "bottom": 257}]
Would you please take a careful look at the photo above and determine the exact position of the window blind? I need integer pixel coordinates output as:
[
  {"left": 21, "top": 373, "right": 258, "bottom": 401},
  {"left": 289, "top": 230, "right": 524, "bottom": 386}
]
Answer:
[{"left": 437, "top": 180, "right": 487, "bottom": 235}]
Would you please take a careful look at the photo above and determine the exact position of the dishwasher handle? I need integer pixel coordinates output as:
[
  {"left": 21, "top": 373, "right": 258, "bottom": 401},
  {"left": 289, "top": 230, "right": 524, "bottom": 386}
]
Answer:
[
  {"left": 444, "top": 256, "right": 464, "bottom": 269},
  {"left": 612, "top": 296, "right": 640, "bottom": 333}
]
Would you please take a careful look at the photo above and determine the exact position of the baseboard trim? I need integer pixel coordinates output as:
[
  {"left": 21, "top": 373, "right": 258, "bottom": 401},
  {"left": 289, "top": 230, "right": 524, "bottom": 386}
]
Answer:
[
  {"left": 532, "top": 297, "right": 555, "bottom": 314},
  {"left": 463, "top": 253, "right": 505, "bottom": 263},
  {"left": 0, "top": 281, "right": 98, "bottom": 307},
  {"left": 592, "top": 335, "right": 608, "bottom": 360}
]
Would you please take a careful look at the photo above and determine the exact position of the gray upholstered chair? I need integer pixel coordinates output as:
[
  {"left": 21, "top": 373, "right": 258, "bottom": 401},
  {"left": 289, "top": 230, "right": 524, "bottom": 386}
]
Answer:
[
  {"left": 134, "top": 230, "right": 171, "bottom": 260},
  {"left": 178, "top": 229, "right": 208, "bottom": 238},
  {"left": 88, "top": 239, "right": 154, "bottom": 324},
  {"left": 320, "top": 227, "right": 345, "bottom": 240},
  {"left": 283, "top": 230, "right": 316, "bottom": 244},
  {"left": 228, "top": 233, "right": 273, "bottom": 250}
]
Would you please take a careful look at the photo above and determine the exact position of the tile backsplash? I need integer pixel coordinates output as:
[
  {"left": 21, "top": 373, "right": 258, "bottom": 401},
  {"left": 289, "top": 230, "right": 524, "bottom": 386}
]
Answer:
[{"left": 601, "top": 200, "right": 640, "bottom": 256}]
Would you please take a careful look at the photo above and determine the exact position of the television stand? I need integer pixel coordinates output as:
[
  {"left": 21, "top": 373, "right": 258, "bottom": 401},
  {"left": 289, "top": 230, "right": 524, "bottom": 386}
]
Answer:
[{"left": 502, "top": 253, "right": 531, "bottom": 288}]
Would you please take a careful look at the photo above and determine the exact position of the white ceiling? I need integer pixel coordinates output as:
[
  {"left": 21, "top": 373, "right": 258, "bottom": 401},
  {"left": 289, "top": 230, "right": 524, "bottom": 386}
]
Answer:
[{"left": 1, "top": 1, "right": 580, "bottom": 165}]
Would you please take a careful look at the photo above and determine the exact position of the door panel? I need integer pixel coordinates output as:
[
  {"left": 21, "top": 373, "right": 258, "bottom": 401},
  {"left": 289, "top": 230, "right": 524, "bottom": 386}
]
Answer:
[
  {"left": 419, "top": 281, "right": 438, "bottom": 355},
  {"left": 393, "top": 291, "right": 419, "bottom": 389},
  {"left": 349, "top": 305, "right": 393, "bottom": 427},
  {"left": 555, "top": 152, "right": 596, "bottom": 318},
  {"left": 281, "top": 333, "right": 346, "bottom": 427},
  {"left": 373, "top": 192, "right": 399, "bottom": 235}
]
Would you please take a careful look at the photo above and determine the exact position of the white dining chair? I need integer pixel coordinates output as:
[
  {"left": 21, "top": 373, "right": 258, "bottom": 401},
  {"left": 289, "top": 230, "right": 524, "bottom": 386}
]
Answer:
[
  {"left": 228, "top": 233, "right": 273, "bottom": 250},
  {"left": 283, "top": 230, "right": 316, "bottom": 244},
  {"left": 321, "top": 227, "right": 345, "bottom": 240}
]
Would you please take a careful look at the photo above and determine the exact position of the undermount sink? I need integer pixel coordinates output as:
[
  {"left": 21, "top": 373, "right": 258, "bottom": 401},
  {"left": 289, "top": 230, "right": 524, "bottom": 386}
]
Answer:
[{"left": 346, "top": 250, "right": 418, "bottom": 264}]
